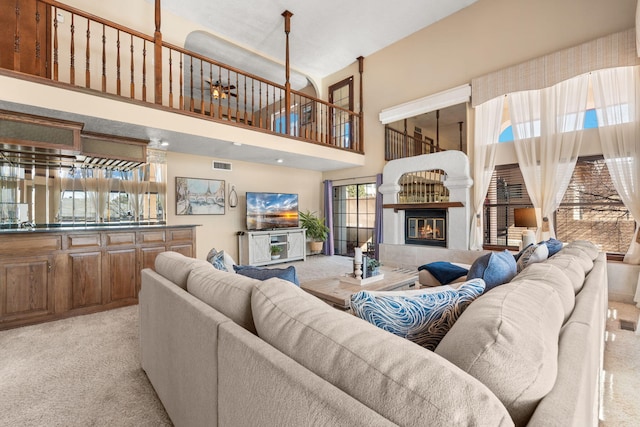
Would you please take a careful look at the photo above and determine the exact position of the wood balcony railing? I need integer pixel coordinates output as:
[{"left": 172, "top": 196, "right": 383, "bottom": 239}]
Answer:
[
  {"left": 385, "top": 126, "right": 444, "bottom": 161},
  {"left": 1, "top": 0, "right": 363, "bottom": 154}
]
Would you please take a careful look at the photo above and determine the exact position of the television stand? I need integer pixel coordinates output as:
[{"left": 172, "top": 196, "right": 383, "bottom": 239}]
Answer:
[{"left": 238, "top": 228, "right": 306, "bottom": 266}]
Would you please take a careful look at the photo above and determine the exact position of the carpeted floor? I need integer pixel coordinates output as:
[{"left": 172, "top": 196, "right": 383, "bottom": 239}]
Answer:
[{"left": 1, "top": 255, "right": 638, "bottom": 426}]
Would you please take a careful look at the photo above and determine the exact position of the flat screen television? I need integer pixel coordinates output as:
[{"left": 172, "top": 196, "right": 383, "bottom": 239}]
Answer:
[{"left": 246, "top": 192, "right": 299, "bottom": 230}]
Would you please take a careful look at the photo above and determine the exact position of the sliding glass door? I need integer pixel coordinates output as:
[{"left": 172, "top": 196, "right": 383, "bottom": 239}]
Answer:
[{"left": 332, "top": 183, "right": 376, "bottom": 257}]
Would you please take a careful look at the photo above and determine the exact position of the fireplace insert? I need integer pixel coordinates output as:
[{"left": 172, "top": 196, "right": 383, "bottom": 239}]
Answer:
[{"left": 405, "top": 209, "right": 447, "bottom": 247}]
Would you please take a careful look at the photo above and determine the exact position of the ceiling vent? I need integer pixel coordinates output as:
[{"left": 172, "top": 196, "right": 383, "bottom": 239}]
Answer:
[{"left": 212, "top": 160, "right": 232, "bottom": 171}]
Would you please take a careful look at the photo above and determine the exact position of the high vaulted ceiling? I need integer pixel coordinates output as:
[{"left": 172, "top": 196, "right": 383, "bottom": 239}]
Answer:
[{"left": 149, "top": 0, "right": 478, "bottom": 84}]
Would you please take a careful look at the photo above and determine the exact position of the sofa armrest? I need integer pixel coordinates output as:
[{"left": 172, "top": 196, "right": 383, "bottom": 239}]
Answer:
[{"left": 140, "top": 268, "right": 231, "bottom": 427}]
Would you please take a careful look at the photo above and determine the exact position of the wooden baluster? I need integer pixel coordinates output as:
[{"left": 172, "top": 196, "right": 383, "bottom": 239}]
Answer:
[
  {"left": 199, "top": 60, "right": 204, "bottom": 114},
  {"left": 235, "top": 71, "right": 239, "bottom": 123},
  {"left": 70, "top": 13, "right": 75, "bottom": 85},
  {"left": 243, "top": 76, "right": 247, "bottom": 124},
  {"left": 189, "top": 56, "right": 194, "bottom": 111},
  {"left": 13, "top": 0, "right": 20, "bottom": 72},
  {"left": 250, "top": 79, "right": 255, "bottom": 126},
  {"left": 130, "top": 34, "right": 135, "bottom": 99},
  {"left": 101, "top": 25, "right": 106, "bottom": 92},
  {"left": 53, "top": 7, "right": 58, "bottom": 81},
  {"left": 208, "top": 65, "right": 214, "bottom": 117},
  {"left": 153, "top": 0, "right": 162, "bottom": 104},
  {"left": 168, "top": 50, "right": 173, "bottom": 108},
  {"left": 226, "top": 69, "right": 231, "bottom": 120},
  {"left": 85, "top": 20, "right": 90, "bottom": 88},
  {"left": 258, "top": 82, "right": 263, "bottom": 128},
  {"left": 216, "top": 67, "right": 222, "bottom": 118},
  {"left": 179, "top": 53, "right": 183, "bottom": 110},
  {"left": 116, "top": 30, "right": 121, "bottom": 96},
  {"left": 142, "top": 40, "right": 147, "bottom": 101},
  {"left": 35, "top": 1, "right": 41, "bottom": 76}
]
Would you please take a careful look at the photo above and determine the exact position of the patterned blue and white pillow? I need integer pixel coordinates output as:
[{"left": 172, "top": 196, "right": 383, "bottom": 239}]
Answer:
[
  {"left": 516, "top": 243, "right": 548, "bottom": 273},
  {"left": 207, "top": 249, "right": 228, "bottom": 272},
  {"left": 350, "top": 279, "right": 486, "bottom": 351}
]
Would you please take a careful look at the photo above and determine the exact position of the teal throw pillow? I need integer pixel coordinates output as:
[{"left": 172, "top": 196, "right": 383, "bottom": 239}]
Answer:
[
  {"left": 467, "top": 250, "right": 517, "bottom": 291},
  {"left": 350, "top": 279, "right": 486, "bottom": 351},
  {"left": 540, "top": 238, "right": 563, "bottom": 257},
  {"left": 233, "top": 265, "right": 299, "bottom": 286}
]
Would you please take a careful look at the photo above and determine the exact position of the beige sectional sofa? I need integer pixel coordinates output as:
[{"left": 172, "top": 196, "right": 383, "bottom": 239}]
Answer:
[{"left": 139, "top": 240, "right": 607, "bottom": 427}]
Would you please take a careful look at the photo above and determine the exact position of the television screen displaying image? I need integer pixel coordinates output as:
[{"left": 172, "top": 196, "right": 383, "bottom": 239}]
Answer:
[{"left": 246, "top": 192, "right": 299, "bottom": 230}]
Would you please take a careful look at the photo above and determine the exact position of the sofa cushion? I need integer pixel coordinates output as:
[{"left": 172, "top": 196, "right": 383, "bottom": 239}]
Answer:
[
  {"left": 565, "top": 240, "right": 599, "bottom": 260},
  {"left": 350, "top": 279, "right": 485, "bottom": 350},
  {"left": 516, "top": 243, "right": 549, "bottom": 273},
  {"left": 544, "top": 254, "right": 587, "bottom": 294},
  {"left": 233, "top": 265, "right": 299, "bottom": 286},
  {"left": 187, "top": 265, "right": 259, "bottom": 333},
  {"left": 512, "top": 263, "right": 575, "bottom": 322},
  {"left": 558, "top": 246, "right": 595, "bottom": 274},
  {"left": 418, "top": 261, "right": 469, "bottom": 285},
  {"left": 435, "top": 279, "right": 564, "bottom": 426},
  {"left": 251, "top": 278, "right": 513, "bottom": 426},
  {"left": 154, "top": 251, "right": 211, "bottom": 290},
  {"left": 467, "top": 250, "right": 517, "bottom": 291}
]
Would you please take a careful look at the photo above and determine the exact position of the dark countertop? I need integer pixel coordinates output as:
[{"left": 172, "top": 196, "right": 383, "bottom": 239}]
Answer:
[{"left": 0, "top": 223, "right": 200, "bottom": 234}]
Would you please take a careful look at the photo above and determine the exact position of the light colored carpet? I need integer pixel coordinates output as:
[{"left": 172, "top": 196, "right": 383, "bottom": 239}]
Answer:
[
  {"left": 1, "top": 256, "right": 638, "bottom": 426},
  {"left": 0, "top": 306, "right": 171, "bottom": 427}
]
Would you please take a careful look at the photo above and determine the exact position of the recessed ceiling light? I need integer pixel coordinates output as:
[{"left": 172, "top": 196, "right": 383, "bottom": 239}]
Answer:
[
  {"left": 233, "top": 142, "right": 242, "bottom": 146},
  {"left": 276, "top": 158, "right": 284, "bottom": 163},
  {"left": 160, "top": 141, "right": 169, "bottom": 147}
]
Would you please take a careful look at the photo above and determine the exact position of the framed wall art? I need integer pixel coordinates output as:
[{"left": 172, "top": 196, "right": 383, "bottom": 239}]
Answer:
[{"left": 176, "top": 177, "right": 225, "bottom": 215}]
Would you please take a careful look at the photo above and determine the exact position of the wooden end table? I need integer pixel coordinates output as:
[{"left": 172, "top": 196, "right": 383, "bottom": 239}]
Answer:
[{"left": 300, "top": 267, "right": 419, "bottom": 310}]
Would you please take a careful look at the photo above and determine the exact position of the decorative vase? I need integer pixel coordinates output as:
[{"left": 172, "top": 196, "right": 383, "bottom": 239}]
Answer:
[
  {"left": 229, "top": 185, "right": 238, "bottom": 208},
  {"left": 271, "top": 254, "right": 280, "bottom": 260}
]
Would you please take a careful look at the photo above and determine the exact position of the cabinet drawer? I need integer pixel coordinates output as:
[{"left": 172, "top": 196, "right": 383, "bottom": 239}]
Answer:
[
  {"left": 168, "top": 228, "right": 193, "bottom": 241},
  {"left": 105, "top": 232, "right": 136, "bottom": 246},
  {"left": 0, "top": 235, "right": 61, "bottom": 256},
  {"left": 67, "top": 234, "right": 101, "bottom": 249},
  {"left": 139, "top": 231, "right": 166, "bottom": 244}
]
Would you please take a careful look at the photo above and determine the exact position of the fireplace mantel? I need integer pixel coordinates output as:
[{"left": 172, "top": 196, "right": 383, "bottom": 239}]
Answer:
[{"left": 383, "top": 202, "right": 463, "bottom": 213}]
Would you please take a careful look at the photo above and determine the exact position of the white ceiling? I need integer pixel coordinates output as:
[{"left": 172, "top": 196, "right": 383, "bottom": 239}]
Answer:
[{"left": 149, "top": 0, "right": 478, "bottom": 82}]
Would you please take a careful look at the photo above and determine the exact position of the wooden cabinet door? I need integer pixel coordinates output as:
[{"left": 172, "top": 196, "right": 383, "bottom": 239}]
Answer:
[
  {"left": 69, "top": 251, "right": 101, "bottom": 309},
  {"left": 287, "top": 230, "right": 305, "bottom": 259},
  {"left": 104, "top": 248, "right": 136, "bottom": 302},
  {"left": 0, "top": 256, "right": 52, "bottom": 322},
  {"left": 0, "top": 0, "right": 51, "bottom": 76},
  {"left": 138, "top": 246, "right": 166, "bottom": 293},
  {"left": 249, "top": 234, "right": 271, "bottom": 264}
]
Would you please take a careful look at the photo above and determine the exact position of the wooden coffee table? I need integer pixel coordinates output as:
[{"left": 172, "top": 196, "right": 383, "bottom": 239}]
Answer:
[{"left": 301, "top": 267, "right": 419, "bottom": 310}]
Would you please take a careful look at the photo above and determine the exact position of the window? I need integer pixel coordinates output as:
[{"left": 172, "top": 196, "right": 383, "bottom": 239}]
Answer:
[
  {"left": 332, "top": 183, "right": 376, "bottom": 257},
  {"left": 483, "top": 157, "right": 635, "bottom": 253}
]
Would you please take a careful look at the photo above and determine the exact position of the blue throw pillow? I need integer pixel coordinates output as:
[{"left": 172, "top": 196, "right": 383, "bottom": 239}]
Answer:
[
  {"left": 350, "top": 279, "right": 486, "bottom": 351},
  {"left": 467, "top": 250, "right": 517, "bottom": 291},
  {"left": 233, "top": 265, "right": 299, "bottom": 286},
  {"left": 418, "top": 261, "right": 469, "bottom": 285},
  {"left": 541, "top": 238, "right": 563, "bottom": 257}
]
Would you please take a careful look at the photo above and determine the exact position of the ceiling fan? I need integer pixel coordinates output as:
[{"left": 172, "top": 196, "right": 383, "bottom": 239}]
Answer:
[{"left": 205, "top": 79, "right": 237, "bottom": 99}]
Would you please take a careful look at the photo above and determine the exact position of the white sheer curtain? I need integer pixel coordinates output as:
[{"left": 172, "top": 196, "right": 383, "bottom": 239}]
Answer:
[
  {"left": 591, "top": 66, "right": 640, "bottom": 265},
  {"left": 470, "top": 96, "right": 504, "bottom": 250},
  {"left": 509, "top": 74, "right": 589, "bottom": 240}
]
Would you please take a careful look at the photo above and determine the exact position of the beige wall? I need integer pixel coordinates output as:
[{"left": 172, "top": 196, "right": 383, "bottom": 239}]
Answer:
[
  {"left": 321, "top": 0, "right": 637, "bottom": 182},
  {"left": 166, "top": 151, "right": 322, "bottom": 261}
]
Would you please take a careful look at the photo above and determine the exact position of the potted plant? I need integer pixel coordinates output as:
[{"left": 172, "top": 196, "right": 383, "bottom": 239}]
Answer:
[
  {"left": 270, "top": 244, "right": 283, "bottom": 260},
  {"left": 299, "top": 210, "right": 330, "bottom": 255},
  {"left": 366, "top": 258, "right": 381, "bottom": 277}
]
